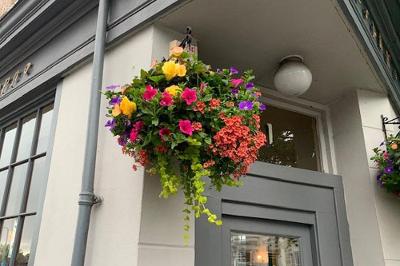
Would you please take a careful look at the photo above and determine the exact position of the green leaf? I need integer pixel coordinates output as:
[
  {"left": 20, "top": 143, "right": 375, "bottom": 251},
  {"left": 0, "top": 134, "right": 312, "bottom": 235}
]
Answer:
[{"left": 148, "top": 75, "right": 165, "bottom": 83}]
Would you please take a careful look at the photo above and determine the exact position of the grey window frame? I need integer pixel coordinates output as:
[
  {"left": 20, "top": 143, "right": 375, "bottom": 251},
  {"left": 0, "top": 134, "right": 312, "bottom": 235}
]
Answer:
[{"left": 0, "top": 87, "right": 56, "bottom": 265}]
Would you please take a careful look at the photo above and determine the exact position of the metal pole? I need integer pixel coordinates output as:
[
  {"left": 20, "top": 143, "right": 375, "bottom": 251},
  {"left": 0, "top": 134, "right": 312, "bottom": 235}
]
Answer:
[{"left": 71, "top": 0, "right": 109, "bottom": 265}]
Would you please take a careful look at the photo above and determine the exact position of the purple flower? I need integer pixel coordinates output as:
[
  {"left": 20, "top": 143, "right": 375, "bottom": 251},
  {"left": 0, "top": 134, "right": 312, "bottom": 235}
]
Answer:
[
  {"left": 109, "top": 96, "right": 121, "bottom": 105},
  {"left": 231, "top": 88, "right": 239, "bottom": 94},
  {"left": 230, "top": 67, "right": 239, "bottom": 75},
  {"left": 117, "top": 135, "right": 127, "bottom": 146},
  {"left": 239, "top": 101, "right": 254, "bottom": 110},
  {"left": 105, "top": 119, "right": 116, "bottom": 130},
  {"left": 246, "top": 82, "right": 254, "bottom": 89},
  {"left": 384, "top": 166, "right": 394, "bottom": 174},
  {"left": 259, "top": 103, "right": 267, "bottom": 111},
  {"left": 106, "top": 84, "right": 120, "bottom": 90}
]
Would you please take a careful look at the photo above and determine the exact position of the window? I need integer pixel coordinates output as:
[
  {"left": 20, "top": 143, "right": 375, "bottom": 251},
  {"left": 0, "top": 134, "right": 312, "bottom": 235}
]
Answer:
[
  {"left": 231, "top": 232, "right": 301, "bottom": 266},
  {"left": 0, "top": 102, "right": 53, "bottom": 266},
  {"left": 258, "top": 105, "right": 320, "bottom": 171}
]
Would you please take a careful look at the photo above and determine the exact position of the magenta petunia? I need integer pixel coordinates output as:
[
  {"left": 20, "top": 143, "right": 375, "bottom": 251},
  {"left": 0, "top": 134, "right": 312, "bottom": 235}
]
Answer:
[
  {"left": 160, "top": 91, "right": 173, "bottom": 106},
  {"left": 179, "top": 120, "right": 193, "bottom": 136},
  {"left": 134, "top": 121, "right": 144, "bottom": 132},
  {"left": 231, "top": 78, "right": 243, "bottom": 88},
  {"left": 130, "top": 129, "right": 139, "bottom": 142},
  {"left": 143, "top": 85, "right": 158, "bottom": 101},
  {"left": 181, "top": 87, "right": 197, "bottom": 105}
]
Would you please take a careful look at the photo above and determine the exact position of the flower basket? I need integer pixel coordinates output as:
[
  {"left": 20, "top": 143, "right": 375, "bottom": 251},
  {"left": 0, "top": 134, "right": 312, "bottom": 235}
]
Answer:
[
  {"left": 104, "top": 47, "right": 267, "bottom": 234},
  {"left": 371, "top": 136, "right": 400, "bottom": 197}
]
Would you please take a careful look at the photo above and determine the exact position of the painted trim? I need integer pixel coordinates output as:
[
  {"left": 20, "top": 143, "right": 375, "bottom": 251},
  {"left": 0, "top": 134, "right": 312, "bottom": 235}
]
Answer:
[
  {"left": 27, "top": 80, "right": 62, "bottom": 266},
  {"left": 196, "top": 161, "right": 353, "bottom": 266},
  {"left": 337, "top": 0, "right": 400, "bottom": 112}
]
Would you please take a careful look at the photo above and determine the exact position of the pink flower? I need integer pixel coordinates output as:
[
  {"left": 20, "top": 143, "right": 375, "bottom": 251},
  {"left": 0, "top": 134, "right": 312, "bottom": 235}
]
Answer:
[
  {"left": 143, "top": 85, "right": 158, "bottom": 101},
  {"left": 231, "top": 78, "right": 243, "bottom": 88},
  {"left": 179, "top": 120, "right": 193, "bottom": 136},
  {"left": 383, "top": 152, "right": 389, "bottom": 160},
  {"left": 130, "top": 129, "right": 138, "bottom": 142},
  {"left": 134, "top": 121, "right": 144, "bottom": 132},
  {"left": 160, "top": 92, "right": 173, "bottom": 106},
  {"left": 181, "top": 87, "right": 197, "bottom": 105}
]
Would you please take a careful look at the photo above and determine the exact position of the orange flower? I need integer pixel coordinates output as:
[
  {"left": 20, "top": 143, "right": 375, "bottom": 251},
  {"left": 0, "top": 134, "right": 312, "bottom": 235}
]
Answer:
[
  {"left": 193, "top": 101, "right": 206, "bottom": 114},
  {"left": 225, "top": 101, "right": 234, "bottom": 108},
  {"left": 192, "top": 122, "right": 202, "bottom": 131},
  {"left": 210, "top": 99, "right": 221, "bottom": 109},
  {"left": 391, "top": 143, "right": 398, "bottom": 150}
]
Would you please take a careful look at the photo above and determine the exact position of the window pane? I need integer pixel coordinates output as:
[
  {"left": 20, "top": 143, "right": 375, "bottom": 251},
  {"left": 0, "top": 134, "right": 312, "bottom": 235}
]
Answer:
[
  {"left": 0, "top": 219, "right": 18, "bottom": 265},
  {"left": 0, "top": 124, "right": 17, "bottom": 168},
  {"left": 15, "top": 216, "right": 36, "bottom": 266},
  {"left": 26, "top": 157, "right": 46, "bottom": 213},
  {"left": 0, "top": 170, "right": 8, "bottom": 211},
  {"left": 231, "top": 232, "right": 301, "bottom": 266},
  {"left": 5, "top": 164, "right": 28, "bottom": 216},
  {"left": 36, "top": 105, "right": 53, "bottom": 155},
  {"left": 258, "top": 105, "right": 320, "bottom": 171},
  {"left": 16, "top": 114, "right": 37, "bottom": 162}
]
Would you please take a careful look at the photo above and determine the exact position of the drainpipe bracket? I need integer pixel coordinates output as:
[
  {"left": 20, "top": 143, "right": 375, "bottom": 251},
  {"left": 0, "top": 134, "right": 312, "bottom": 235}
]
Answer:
[{"left": 78, "top": 192, "right": 103, "bottom": 206}]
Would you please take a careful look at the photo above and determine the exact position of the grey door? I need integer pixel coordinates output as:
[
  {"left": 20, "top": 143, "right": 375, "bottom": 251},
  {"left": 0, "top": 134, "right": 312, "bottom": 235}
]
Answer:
[{"left": 196, "top": 162, "right": 353, "bottom": 266}]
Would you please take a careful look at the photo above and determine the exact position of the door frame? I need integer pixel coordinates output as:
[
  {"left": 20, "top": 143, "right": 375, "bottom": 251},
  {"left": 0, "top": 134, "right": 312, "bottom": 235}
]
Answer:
[{"left": 195, "top": 162, "right": 353, "bottom": 266}]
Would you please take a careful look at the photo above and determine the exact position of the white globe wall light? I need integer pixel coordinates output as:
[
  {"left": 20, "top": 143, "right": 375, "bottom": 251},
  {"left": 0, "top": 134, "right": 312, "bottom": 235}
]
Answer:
[{"left": 273, "top": 55, "right": 312, "bottom": 96}]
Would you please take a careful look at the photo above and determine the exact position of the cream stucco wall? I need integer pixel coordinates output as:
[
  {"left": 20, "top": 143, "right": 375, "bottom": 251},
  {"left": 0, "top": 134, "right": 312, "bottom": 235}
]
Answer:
[
  {"left": 330, "top": 91, "right": 386, "bottom": 266},
  {"left": 357, "top": 89, "right": 400, "bottom": 266},
  {"left": 35, "top": 24, "right": 195, "bottom": 266}
]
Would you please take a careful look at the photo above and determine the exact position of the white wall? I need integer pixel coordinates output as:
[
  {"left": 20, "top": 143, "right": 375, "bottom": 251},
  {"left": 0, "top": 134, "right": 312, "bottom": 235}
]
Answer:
[
  {"left": 136, "top": 24, "right": 195, "bottom": 266},
  {"left": 357, "top": 89, "right": 400, "bottom": 266},
  {"left": 329, "top": 91, "right": 386, "bottom": 266},
  {"left": 35, "top": 26, "right": 154, "bottom": 266},
  {"left": 35, "top": 25, "right": 195, "bottom": 266}
]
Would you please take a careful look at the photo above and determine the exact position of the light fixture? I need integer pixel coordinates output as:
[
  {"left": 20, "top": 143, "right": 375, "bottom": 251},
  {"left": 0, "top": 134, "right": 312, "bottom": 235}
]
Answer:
[{"left": 273, "top": 55, "right": 312, "bottom": 96}]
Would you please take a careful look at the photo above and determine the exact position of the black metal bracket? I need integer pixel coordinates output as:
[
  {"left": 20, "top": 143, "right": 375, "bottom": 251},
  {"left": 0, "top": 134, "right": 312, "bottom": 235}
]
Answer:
[{"left": 381, "top": 115, "right": 400, "bottom": 140}]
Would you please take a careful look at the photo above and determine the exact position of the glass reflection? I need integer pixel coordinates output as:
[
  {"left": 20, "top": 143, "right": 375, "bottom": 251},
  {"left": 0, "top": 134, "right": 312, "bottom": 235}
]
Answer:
[
  {"left": 16, "top": 114, "right": 36, "bottom": 162},
  {"left": 26, "top": 157, "right": 46, "bottom": 213},
  {"left": 15, "top": 216, "right": 35, "bottom": 266},
  {"left": 0, "top": 170, "right": 8, "bottom": 211},
  {"left": 258, "top": 105, "right": 320, "bottom": 171},
  {"left": 0, "top": 219, "right": 18, "bottom": 265},
  {"left": 0, "top": 124, "right": 17, "bottom": 168},
  {"left": 6, "top": 164, "right": 28, "bottom": 216},
  {"left": 231, "top": 232, "right": 301, "bottom": 266},
  {"left": 36, "top": 105, "right": 53, "bottom": 155}
]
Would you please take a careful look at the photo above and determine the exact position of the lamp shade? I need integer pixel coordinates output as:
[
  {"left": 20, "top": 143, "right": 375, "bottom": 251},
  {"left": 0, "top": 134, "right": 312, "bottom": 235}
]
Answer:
[{"left": 273, "top": 55, "right": 312, "bottom": 96}]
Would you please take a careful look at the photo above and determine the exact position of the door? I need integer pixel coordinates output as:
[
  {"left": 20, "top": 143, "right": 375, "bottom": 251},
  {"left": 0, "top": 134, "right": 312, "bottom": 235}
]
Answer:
[{"left": 195, "top": 162, "right": 353, "bottom": 266}]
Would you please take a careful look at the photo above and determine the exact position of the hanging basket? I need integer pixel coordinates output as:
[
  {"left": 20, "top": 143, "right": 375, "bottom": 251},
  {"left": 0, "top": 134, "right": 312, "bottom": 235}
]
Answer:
[
  {"left": 103, "top": 46, "right": 267, "bottom": 234},
  {"left": 372, "top": 135, "right": 400, "bottom": 197}
]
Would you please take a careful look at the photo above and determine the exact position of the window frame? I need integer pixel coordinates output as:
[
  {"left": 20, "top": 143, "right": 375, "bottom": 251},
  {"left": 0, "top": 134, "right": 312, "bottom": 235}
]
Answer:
[
  {"left": 0, "top": 88, "right": 56, "bottom": 265},
  {"left": 259, "top": 87, "right": 337, "bottom": 174}
]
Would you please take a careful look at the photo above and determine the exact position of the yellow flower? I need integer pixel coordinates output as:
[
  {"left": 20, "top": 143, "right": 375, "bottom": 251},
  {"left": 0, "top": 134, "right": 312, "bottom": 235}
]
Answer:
[
  {"left": 170, "top": 46, "right": 184, "bottom": 57},
  {"left": 165, "top": 85, "right": 182, "bottom": 97},
  {"left": 176, "top": 64, "right": 187, "bottom": 77},
  {"left": 119, "top": 96, "right": 137, "bottom": 118},
  {"left": 162, "top": 61, "right": 177, "bottom": 80},
  {"left": 112, "top": 104, "right": 121, "bottom": 117}
]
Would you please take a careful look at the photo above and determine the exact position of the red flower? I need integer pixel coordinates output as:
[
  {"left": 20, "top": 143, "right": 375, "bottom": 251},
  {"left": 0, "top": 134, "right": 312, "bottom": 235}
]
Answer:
[
  {"left": 134, "top": 121, "right": 144, "bottom": 132},
  {"left": 160, "top": 91, "right": 173, "bottom": 106},
  {"left": 143, "top": 85, "right": 158, "bottom": 101},
  {"left": 179, "top": 119, "right": 193, "bottom": 136},
  {"left": 155, "top": 145, "right": 168, "bottom": 153},
  {"left": 192, "top": 122, "right": 202, "bottom": 131},
  {"left": 193, "top": 101, "right": 206, "bottom": 114},
  {"left": 210, "top": 99, "right": 221, "bottom": 109},
  {"left": 181, "top": 87, "right": 197, "bottom": 105},
  {"left": 159, "top": 128, "right": 171, "bottom": 141}
]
